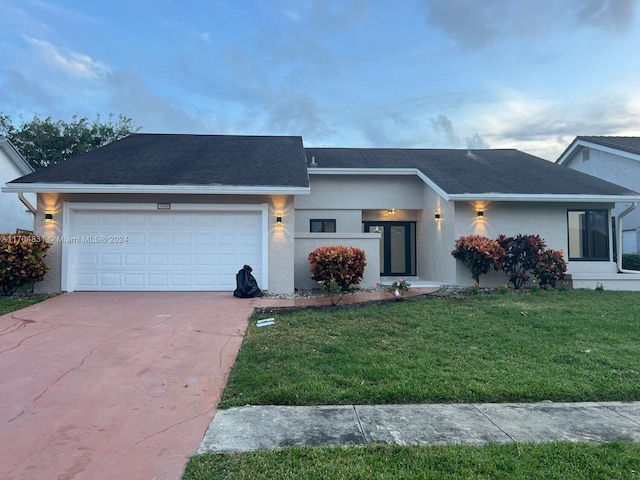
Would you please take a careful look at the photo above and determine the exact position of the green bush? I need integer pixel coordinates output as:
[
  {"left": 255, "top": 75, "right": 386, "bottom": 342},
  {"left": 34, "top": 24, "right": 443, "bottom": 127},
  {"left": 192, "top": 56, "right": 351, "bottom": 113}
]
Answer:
[
  {"left": 0, "top": 233, "right": 51, "bottom": 296},
  {"left": 309, "top": 245, "right": 367, "bottom": 291},
  {"left": 622, "top": 253, "right": 640, "bottom": 271},
  {"left": 451, "top": 235, "right": 505, "bottom": 285}
]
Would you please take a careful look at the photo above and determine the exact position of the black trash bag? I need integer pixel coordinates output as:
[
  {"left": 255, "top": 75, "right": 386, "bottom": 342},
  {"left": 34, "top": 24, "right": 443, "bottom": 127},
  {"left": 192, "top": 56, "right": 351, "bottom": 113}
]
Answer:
[{"left": 233, "top": 265, "right": 264, "bottom": 298}]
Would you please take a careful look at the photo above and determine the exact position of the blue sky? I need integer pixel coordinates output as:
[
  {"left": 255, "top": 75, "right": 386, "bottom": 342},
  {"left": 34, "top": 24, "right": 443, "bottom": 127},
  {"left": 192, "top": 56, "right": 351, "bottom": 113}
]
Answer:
[{"left": 1, "top": 0, "right": 639, "bottom": 161}]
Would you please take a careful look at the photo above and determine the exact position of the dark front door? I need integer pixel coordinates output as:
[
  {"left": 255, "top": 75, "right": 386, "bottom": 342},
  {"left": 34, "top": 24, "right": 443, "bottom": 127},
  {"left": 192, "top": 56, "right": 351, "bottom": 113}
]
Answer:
[{"left": 364, "top": 221, "right": 416, "bottom": 276}]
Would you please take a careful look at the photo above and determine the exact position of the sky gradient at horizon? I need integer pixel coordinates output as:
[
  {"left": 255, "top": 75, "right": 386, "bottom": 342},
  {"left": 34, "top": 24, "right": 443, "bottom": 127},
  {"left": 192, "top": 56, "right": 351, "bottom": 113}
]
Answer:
[{"left": 1, "top": 0, "right": 639, "bottom": 161}]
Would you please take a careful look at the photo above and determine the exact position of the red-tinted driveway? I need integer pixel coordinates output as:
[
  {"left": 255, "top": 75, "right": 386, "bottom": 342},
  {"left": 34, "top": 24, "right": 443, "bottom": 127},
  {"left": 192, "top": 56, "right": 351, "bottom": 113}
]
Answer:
[{"left": 0, "top": 292, "right": 255, "bottom": 480}]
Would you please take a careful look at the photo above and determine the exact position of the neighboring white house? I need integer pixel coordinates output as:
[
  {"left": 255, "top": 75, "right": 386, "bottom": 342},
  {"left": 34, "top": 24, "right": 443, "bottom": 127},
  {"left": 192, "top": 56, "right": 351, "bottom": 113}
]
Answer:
[
  {"left": 0, "top": 138, "right": 35, "bottom": 232},
  {"left": 4, "top": 134, "right": 640, "bottom": 293},
  {"left": 557, "top": 136, "right": 640, "bottom": 254}
]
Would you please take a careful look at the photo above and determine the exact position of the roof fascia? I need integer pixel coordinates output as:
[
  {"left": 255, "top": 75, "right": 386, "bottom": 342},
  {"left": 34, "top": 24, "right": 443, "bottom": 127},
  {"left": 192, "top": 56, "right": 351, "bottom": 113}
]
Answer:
[
  {"left": 1, "top": 183, "right": 311, "bottom": 195},
  {"left": 449, "top": 193, "right": 640, "bottom": 202},
  {"left": 308, "top": 167, "right": 451, "bottom": 200},
  {"left": 0, "top": 138, "right": 33, "bottom": 175},
  {"left": 557, "top": 139, "right": 640, "bottom": 165}
]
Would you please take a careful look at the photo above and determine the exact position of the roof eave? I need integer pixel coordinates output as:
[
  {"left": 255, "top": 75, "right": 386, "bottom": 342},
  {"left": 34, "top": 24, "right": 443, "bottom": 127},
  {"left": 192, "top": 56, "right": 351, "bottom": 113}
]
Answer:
[
  {"left": 0, "top": 138, "right": 33, "bottom": 175},
  {"left": 449, "top": 193, "right": 640, "bottom": 202},
  {"left": 1, "top": 183, "right": 311, "bottom": 195},
  {"left": 557, "top": 139, "right": 640, "bottom": 165}
]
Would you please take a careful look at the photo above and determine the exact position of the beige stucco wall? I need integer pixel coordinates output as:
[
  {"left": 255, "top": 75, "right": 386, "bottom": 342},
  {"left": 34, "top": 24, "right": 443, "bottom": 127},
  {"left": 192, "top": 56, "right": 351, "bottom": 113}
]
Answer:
[
  {"left": 34, "top": 192, "right": 296, "bottom": 294},
  {"left": 294, "top": 209, "right": 362, "bottom": 233},
  {"left": 296, "top": 175, "right": 425, "bottom": 210},
  {"left": 294, "top": 233, "right": 381, "bottom": 290},
  {"left": 450, "top": 201, "right": 617, "bottom": 287}
]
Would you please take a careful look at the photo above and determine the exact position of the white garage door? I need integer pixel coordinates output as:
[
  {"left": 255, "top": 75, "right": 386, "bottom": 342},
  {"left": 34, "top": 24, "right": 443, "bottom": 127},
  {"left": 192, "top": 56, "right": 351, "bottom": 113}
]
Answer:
[{"left": 63, "top": 204, "right": 265, "bottom": 291}]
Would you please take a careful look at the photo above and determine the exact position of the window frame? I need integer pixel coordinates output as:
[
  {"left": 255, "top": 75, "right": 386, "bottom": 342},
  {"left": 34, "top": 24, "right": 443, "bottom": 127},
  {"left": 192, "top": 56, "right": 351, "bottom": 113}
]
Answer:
[
  {"left": 309, "top": 218, "right": 337, "bottom": 233},
  {"left": 567, "top": 209, "right": 610, "bottom": 261}
]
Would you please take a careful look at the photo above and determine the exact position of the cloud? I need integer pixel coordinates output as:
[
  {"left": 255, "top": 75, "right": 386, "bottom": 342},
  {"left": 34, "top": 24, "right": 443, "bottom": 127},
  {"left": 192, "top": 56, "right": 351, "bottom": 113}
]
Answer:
[
  {"left": 577, "top": 0, "right": 637, "bottom": 30},
  {"left": 466, "top": 133, "right": 490, "bottom": 149},
  {"left": 430, "top": 114, "right": 461, "bottom": 147},
  {"left": 23, "top": 36, "right": 109, "bottom": 79},
  {"left": 105, "top": 70, "right": 214, "bottom": 133},
  {"left": 423, "top": 0, "right": 638, "bottom": 49}
]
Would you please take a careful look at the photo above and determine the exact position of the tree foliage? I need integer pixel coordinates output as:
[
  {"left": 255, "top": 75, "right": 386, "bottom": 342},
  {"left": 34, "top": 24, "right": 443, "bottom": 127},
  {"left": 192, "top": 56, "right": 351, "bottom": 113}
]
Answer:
[{"left": 0, "top": 112, "right": 140, "bottom": 169}]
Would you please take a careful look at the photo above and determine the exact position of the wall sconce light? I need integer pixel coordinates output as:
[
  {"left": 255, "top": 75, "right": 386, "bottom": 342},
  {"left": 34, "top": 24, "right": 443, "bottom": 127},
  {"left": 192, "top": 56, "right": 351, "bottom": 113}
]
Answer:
[
  {"left": 477, "top": 210, "right": 484, "bottom": 217},
  {"left": 45, "top": 211, "right": 53, "bottom": 222},
  {"left": 434, "top": 213, "right": 441, "bottom": 219},
  {"left": 388, "top": 208, "right": 396, "bottom": 215},
  {"left": 276, "top": 214, "right": 283, "bottom": 226}
]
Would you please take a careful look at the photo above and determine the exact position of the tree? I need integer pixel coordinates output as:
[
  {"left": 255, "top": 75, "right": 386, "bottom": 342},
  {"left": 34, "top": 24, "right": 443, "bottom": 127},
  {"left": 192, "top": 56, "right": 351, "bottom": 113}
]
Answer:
[{"left": 0, "top": 112, "right": 140, "bottom": 169}]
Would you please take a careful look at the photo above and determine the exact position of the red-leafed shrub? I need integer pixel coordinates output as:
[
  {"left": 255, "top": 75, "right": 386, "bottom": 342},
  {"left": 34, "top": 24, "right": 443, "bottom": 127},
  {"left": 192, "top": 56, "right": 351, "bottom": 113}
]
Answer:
[
  {"left": 309, "top": 246, "right": 367, "bottom": 291},
  {"left": 497, "top": 234, "right": 547, "bottom": 289},
  {"left": 532, "top": 248, "right": 567, "bottom": 289},
  {"left": 0, "top": 233, "right": 51, "bottom": 296},
  {"left": 451, "top": 235, "right": 505, "bottom": 285}
]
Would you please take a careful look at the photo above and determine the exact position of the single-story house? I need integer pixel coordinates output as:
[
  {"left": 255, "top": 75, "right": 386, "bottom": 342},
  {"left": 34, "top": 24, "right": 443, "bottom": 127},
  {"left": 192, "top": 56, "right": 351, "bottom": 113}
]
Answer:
[
  {"left": 557, "top": 136, "right": 640, "bottom": 254},
  {"left": 0, "top": 138, "right": 35, "bottom": 232},
  {"left": 3, "top": 133, "right": 640, "bottom": 293}
]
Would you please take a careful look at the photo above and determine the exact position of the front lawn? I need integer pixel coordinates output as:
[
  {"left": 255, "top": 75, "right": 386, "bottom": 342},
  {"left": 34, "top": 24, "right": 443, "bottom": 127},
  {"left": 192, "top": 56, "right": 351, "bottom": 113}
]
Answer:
[
  {"left": 184, "top": 442, "right": 640, "bottom": 480},
  {"left": 220, "top": 290, "right": 640, "bottom": 407},
  {"left": 0, "top": 294, "right": 56, "bottom": 316}
]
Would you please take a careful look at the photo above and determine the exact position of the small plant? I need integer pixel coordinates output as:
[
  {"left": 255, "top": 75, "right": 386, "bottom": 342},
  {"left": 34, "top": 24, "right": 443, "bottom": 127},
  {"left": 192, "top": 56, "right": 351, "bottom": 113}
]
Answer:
[
  {"left": 595, "top": 282, "right": 605, "bottom": 292},
  {"left": 470, "top": 283, "right": 481, "bottom": 295},
  {"left": 377, "top": 278, "right": 411, "bottom": 301},
  {"left": 319, "top": 278, "right": 342, "bottom": 306},
  {"left": 451, "top": 235, "right": 505, "bottom": 285},
  {"left": 309, "top": 246, "right": 367, "bottom": 291},
  {"left": 499, "top": 284, "right": 509, "bottom": 294}
]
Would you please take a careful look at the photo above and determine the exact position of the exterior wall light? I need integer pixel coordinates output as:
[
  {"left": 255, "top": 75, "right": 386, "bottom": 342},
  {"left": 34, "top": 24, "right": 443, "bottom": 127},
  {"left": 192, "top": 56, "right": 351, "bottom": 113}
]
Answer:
[
  {"left": 45, "top": 211, "right": 53, "bottom": 222},
  {"left": 276, "top": 214, "right": 283, "bottom": 226},
  {"left": 434, "top": 213, "right": 441, "bottom": 219},
  {"left": 388, "top": 208, "right": 396, "bottom": 214},
  {"left": 477, "top": 211, "right": 484, "bottom": 217}
]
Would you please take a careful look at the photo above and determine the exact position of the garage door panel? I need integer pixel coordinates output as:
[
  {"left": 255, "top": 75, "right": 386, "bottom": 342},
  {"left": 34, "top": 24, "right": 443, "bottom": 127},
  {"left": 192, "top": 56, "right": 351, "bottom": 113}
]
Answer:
[{"left": 67, "top": 207, "right": 264, "bottom": 291}]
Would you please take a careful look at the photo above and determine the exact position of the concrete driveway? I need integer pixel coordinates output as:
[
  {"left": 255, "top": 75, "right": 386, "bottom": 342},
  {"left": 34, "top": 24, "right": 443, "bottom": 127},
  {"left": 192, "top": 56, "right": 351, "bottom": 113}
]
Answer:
[{"left": 0, "top": 292, "right": 255, "bottom": 480}]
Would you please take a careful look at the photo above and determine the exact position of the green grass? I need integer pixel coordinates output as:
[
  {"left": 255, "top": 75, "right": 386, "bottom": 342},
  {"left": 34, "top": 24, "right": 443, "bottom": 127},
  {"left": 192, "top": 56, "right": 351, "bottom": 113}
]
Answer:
[
  {"left": 184, "top": 442, "right": 640, "bottom": 479},
  {"left": 219, "top": 290, "right": 640, "bottom": 407},
  {"left": 0, "top": 293, "right": 56, "bottom": 316}
]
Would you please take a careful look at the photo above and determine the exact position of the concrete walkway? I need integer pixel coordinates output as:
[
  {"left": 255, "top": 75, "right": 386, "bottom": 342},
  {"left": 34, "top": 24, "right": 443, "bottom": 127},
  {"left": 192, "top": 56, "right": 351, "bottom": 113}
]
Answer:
[{"left": 199, "top": 401, "right": 640, "bottom": 454}]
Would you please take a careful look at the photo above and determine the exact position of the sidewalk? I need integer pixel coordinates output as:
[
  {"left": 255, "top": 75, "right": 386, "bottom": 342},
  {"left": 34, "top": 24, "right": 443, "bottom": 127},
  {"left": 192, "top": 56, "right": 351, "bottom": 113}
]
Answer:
[{"left": 199, "top": 402, "right": 640, "bottom": 454}]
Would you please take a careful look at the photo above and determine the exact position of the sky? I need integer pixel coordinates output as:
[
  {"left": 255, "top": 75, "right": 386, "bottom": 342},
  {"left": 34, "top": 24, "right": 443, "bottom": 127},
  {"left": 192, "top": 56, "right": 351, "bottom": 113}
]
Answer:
[{"left": 1, "top": 0, "right": 640, "bottom": 161}]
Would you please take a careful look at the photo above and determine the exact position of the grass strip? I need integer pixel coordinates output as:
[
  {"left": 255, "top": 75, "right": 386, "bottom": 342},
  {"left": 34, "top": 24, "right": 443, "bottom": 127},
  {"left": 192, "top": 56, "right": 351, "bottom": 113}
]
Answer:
[{"left": 184, "top": 441, "right": 640, "bottom": 479}]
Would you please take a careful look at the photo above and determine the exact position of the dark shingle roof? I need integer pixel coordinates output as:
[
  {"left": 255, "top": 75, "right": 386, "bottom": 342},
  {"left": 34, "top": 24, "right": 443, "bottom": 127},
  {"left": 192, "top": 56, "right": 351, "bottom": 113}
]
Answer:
[
  {"left": 305, "top": 147, "right": 637, "bottom": 196},
  {"left": 576, "top": 136, "right": 640, "bottom": 156},
  {"left": 10, "top": 134, "right": 309, "bottom": 188}
]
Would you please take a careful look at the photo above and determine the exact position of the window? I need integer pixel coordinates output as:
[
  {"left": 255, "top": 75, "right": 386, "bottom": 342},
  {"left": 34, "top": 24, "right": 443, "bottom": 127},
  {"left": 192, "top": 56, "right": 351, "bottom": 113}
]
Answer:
[
  {"left": 310, "top": 219, "right": 336, "bottom": 233},
  {"left": 567, "top": 210, "right": 609, "bottom": 260}
]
